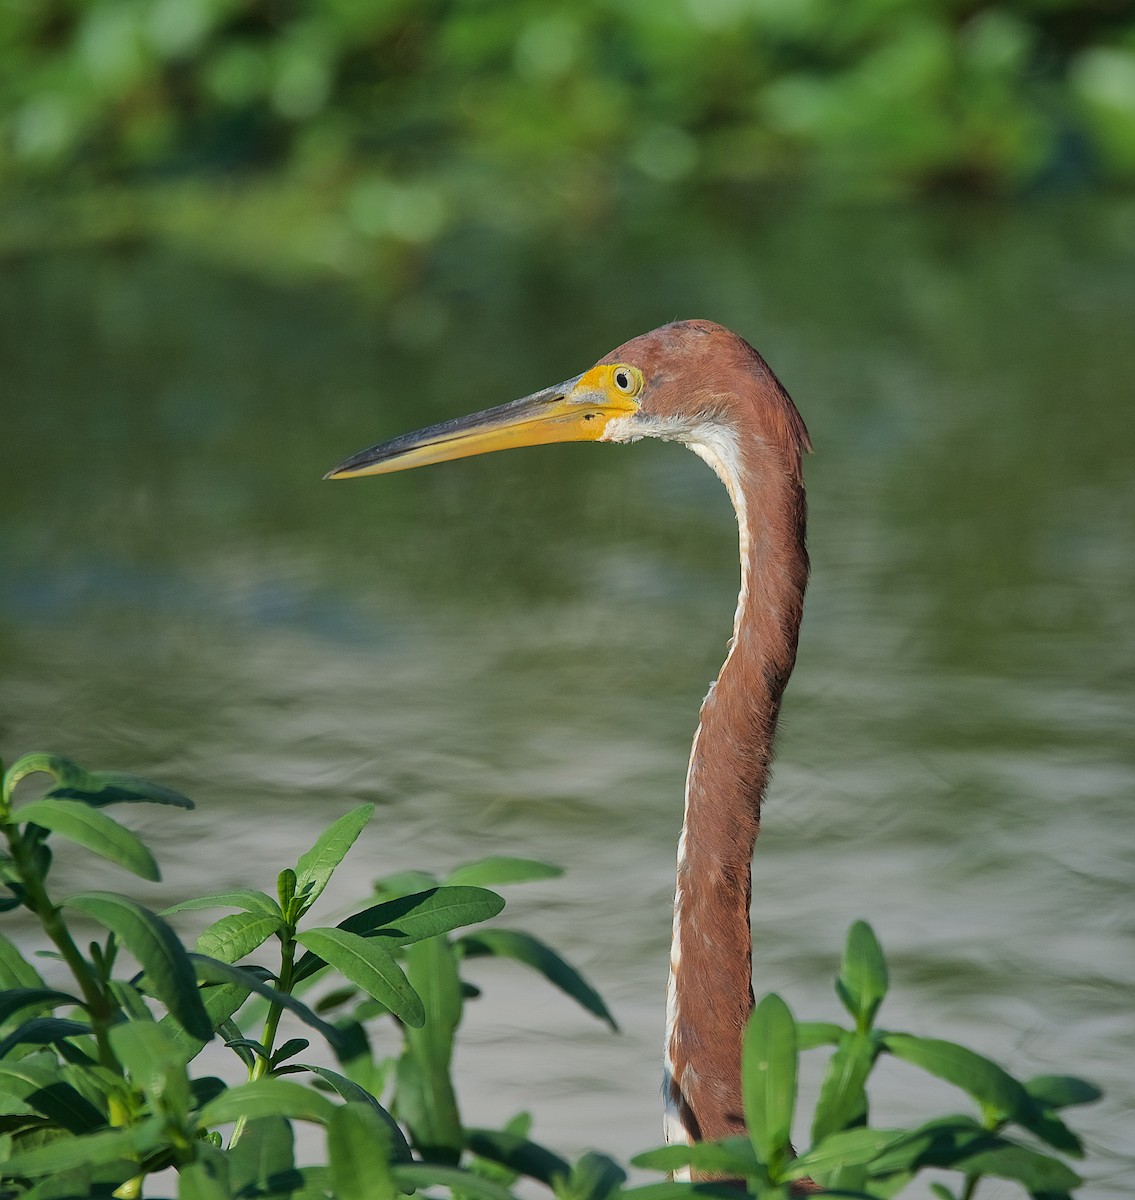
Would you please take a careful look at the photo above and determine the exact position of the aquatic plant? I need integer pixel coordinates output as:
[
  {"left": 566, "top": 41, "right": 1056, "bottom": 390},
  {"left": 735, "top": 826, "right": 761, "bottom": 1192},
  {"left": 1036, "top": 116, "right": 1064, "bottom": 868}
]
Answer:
[{"left": 0, "top": 752, "right": 1099, "bottom": 1198}]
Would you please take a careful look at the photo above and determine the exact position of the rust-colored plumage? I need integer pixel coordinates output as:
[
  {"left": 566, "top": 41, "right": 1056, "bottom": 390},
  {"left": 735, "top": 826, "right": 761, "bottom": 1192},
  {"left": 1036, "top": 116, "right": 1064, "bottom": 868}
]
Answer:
[
  {"left": 593, "top": 321, "right": 809, "bottom": 1145},
  {"left": 327, "top": 320, "right": 810, "bottom": 1154}
]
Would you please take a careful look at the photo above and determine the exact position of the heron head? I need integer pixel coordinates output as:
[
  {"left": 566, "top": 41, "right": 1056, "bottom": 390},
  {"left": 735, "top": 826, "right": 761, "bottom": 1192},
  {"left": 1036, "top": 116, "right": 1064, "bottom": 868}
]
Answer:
[
  {"left": 324, "top": 320, "right": 806, "bottom": 480},
  {"left": 323, "top": 360, "right": 645, "bottom": 480}
]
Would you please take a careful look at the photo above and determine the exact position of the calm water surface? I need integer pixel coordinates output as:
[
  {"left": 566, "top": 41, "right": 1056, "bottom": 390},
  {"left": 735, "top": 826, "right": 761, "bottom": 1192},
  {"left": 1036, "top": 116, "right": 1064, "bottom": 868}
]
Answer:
[{"left": 1, "top": 202, "right": 1132, "bottom": 1195}]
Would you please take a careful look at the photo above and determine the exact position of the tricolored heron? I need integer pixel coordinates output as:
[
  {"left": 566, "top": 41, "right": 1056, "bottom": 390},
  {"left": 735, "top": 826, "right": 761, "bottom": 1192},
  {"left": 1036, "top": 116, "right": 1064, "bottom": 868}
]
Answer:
[{"left": 327, "top": 320, "right": 810, "bottom": 1153}]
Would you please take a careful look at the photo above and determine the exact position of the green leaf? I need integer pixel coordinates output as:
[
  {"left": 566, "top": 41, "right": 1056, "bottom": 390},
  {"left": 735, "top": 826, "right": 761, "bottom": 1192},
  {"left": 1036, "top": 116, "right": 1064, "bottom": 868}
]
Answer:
[
  {"left": 64, "top": 891, "right": 212, "bottom": 1041},
  {"left": 315, "top": 984, "right": 361, "bottom": 1014},
  {"left": 292, "top": 885, "right": 505, "bottom": 985},
  {"left": 58, "top": 1059, "right": 117, "bottom": 1120},
  {"left": 163, "top": 889, "right": 280, "bottom": 918},
  {"left": 465, "top": 1126, "right": 571, "bottom": 1187},
  {"left": 298, "top": 1064, "right": 412, "bottom": 1162},
  {"left": 49, "top": 1036, "right": 102, "bottom": 1067},
  {"left": 628, "top": 1145, "right": 696, "bottom": 1171},
  {"left": 0, "top": 754, "right": 178, "bottom": 810},
  {"left": 466, "top": 1115, "right": 529, "bottom": 1188},
  {"left": 21, "top": 1162, "right": 121, "bottom": 1200},
  {"left": 192, "top": 1078, "right": 228, "bottom": 1109},
  {"left": 786, "top": 1127, "right": 904, "bottom": 1181},
  {"left": 160, "top": 981, "right": 251, "bottom": 1063},
  {"left": 1014, "top": 1099, "right": 1083, "bottom": 1157},
  {"left": 195, "top": 911, "right": 283, "bottom": 963},
  {"left": 14, "top": 799, "right": 158, "bottom": 881},
  {"left": 619, "top": 1185, "right": 742, "bottom": 1200},
  {"left": 108, "top": 978, "right": 152, "bottom": 1023},
  {"left": 455, "top": 929, "right": 617, "bottom": 1030},
  {"left": 108, "top": 1021, "right": 189, "bottom": 1112},
  {"left": 396, "top": 936, "right": 463, "bottom": 1161},
  {"left": 273, "top": 1036, "right": 310, "bottom": 1065},
  {"left": 0, "top": 987, "right": 83, "bottom": 1025},
  {"left": 563, "top": 1151, "right": 626, "bottom": 1200},
  {"left": 742, "top": 993, "right": 797, "bottom": 1172},
  {"left": 228, "top": 1116, "right": 295, "bottom": 1195},
  {"left": 881, "top": 1034, "right": 1028, "bottom": 1121},
  {"left": 0, "top": 1016, "right": 91, "bottom": 1057},
  {"left": 396, "top": 1060, "right": 452, "bottom": 1164},
  {"left": 294, "top": 804, "right": 375, "bottom": 910},
  {"left": 372, "top": 869, "right": 438, "bottom": 896},
  {"left": 1025, "top": 1074, "right": 1103, "bottom": 1110},
  {"left": 0, "top": 1058, "right": 105, "bottom": 1132},
  {"left": 3, "top": 754, "right": 92, "bottom": 805},
  {"left": 229, "top": 1164, "right": 330, "bottom": 1198},
  {"left": 632, "top": 1136, "right": 760, "bottom": 1178},
  {"left": 178, "top": 1156, "right": 231, "bottom": 1200},
  {"left": 0, "top": 931, "right": 46, "bottom": 988},
  {"left": 296, "top": 927, "right": 424, "bottom": 1027},
  {"left": 278, "top": 868, "right": 297, "bottom": 911},
  {"left": 835, "top": 921, "right": 887, "bottom": 1032},
  {"left": 198, "top": 1077, "right": 338, "bottom": 1127},
  {"left": 345, "top": 886, "right": 505, "bottom": 945},
  {"left": 222, "top": 1038, "right": 259, "bottom": 1069},
  {"left": 797, "top": 1020, "right": 845, "bottom": 1049},
  {"left": 810, "top": 1030, "right": 875, "bottom": 1143},
  {"left": 865, "top": 1115, "right": 1001, "bottom": 1177},
  {"left": 1, "top": 1115, "right": 164, "bottom": 1175},
  {"left": 189, "top": 955, "right": 354, "bottom": 1057},
  {"left": 328, "top": 1102, "right": 397, "bottom": 1200},
  {"left": 47, "top": 770, "right": 192, "bottom": 810},
  {"left": 444, "top": 856, "right": 563, "bottom": 887},
  {"left": 393, "top": 1163, "right": 525, "bottom": 1200},
  {"left": 956, "top": 1139, "right": 1081, "bottom": 1191},
  {"left": 225, "top": 1035, "right": 269, "bottom": 1061}
]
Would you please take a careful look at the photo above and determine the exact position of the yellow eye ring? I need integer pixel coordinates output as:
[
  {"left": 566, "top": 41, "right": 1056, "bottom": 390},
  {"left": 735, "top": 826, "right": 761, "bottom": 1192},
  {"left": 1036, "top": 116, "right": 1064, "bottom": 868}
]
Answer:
[{"left": 611, "top": 365, "right": 643, "bottom": 396}]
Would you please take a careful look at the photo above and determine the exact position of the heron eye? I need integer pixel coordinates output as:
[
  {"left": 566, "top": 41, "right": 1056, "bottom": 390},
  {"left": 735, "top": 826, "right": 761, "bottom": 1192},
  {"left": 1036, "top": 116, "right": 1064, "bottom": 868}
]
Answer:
[{"left": 613, "top": 367, "right": 634, "bottom": 393}]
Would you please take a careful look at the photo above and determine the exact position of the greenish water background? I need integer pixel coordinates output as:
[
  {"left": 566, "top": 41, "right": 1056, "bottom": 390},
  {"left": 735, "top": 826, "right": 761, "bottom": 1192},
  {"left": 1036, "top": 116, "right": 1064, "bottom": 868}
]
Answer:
[{"left": 1, "top": 201, "right": 1132, "bottom": 1194}]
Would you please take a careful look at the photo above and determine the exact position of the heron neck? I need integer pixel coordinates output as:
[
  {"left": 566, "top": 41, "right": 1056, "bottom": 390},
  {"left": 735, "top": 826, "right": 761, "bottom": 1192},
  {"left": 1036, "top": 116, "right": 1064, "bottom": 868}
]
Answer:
[{"left": 664, "top": 435, "right": 808, "bottom": 1146}]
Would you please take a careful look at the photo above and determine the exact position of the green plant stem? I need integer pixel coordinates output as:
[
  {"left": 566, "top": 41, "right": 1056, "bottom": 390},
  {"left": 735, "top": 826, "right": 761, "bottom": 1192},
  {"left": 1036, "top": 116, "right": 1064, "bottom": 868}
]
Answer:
[
  {"left": 3, "top": 821, "right": 118, "bottom": 1069},
  {"left": 5, "top": 816, "right": 147, "bottom": 1188},
  {"left": 228, "top": 923, "right": 297, "bottom": 1149},
  {"left": 960, "top": 1173, "right": 981, "bottom": 1200},
  {"left": 256, "top": 926, "right": 297, "bottom": 1076}
]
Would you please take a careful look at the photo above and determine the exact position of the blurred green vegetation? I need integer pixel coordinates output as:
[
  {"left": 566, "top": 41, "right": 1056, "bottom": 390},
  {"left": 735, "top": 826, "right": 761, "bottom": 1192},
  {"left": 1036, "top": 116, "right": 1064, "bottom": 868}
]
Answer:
[{"left": 2, "top": 0, "right": 1134, "bottom": 269}]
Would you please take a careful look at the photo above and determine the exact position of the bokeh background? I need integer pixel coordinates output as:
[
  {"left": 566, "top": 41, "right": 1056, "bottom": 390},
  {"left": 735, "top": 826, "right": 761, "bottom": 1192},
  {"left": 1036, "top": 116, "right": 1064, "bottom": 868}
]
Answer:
[{"left": 2, "top": 2, "right": 1134, "bottom": 1197}]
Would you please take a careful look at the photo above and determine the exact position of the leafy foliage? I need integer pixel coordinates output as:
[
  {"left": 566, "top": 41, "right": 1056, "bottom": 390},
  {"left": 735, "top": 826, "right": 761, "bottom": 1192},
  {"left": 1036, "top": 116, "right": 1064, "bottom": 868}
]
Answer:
[
  {"left": 0, "top": 0, "right": 1132, "bottom": 240},
  {"left": 0, "top": 751, "right": 1100, "bottom": 1199},
  {"left": 636, "top": 921, "right": 1098, "bottom": 1199}
]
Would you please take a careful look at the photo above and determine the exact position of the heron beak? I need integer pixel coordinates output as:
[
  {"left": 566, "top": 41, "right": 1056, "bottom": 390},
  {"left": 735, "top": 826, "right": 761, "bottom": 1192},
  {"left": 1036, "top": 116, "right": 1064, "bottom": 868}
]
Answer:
[{"left": 324, "top": 369, "right": 640, "bottom": 479}]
